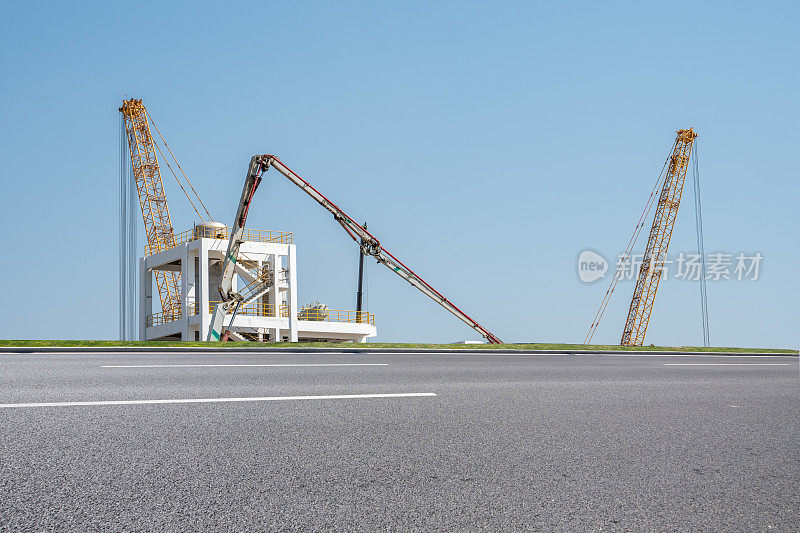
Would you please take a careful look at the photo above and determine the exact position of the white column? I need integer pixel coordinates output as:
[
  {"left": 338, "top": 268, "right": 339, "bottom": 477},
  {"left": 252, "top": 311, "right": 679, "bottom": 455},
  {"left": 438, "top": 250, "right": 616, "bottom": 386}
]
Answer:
[
  {"left": 199, "top": 239, "right": 210, "bottom": 341},
  {"left": 270, "top": 252, "right": 281, "bottom": 342},
  {"left": 139, "top": 258, "right": 152, "bottom": 341},
  {"left": 186, "top": 247, "right": 197, "bottom": 311},
  {"left": 256, "top": 258, "right": 264, "bottom": 342},
  {"left": 256, "top": 259, "right": 263, "bottom": 317},
  {"left": 181, "top": 245, "right": 194, "bottom": 341},
  {"left": 287, "top": 244, "right": 298, "bottom": 342}
]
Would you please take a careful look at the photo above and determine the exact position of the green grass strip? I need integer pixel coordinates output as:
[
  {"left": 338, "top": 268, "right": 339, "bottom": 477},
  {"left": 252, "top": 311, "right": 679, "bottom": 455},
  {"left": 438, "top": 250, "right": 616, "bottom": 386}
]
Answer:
[{"left": 0, "top": 339, "right": 795, "bottom": 354}]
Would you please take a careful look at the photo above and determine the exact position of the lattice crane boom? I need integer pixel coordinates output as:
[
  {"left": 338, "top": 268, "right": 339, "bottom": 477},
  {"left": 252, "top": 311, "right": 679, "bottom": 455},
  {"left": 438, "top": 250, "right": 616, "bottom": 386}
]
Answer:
[
  {"left": 119, "top": 99, "right": 183, "bottom": 322},
  {"left": 620, "top": 128, "right": 697, "bottom": 346}
]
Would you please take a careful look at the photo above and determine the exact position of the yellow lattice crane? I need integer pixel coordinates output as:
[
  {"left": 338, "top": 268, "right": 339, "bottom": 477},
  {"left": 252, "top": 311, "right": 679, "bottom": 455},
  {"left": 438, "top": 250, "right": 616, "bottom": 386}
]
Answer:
[
  {"left": 620, "top": 128, "right": 698, "bottom": 345},
  {"left": 119, "top": 99, "right": 183, "bottom": 322}
]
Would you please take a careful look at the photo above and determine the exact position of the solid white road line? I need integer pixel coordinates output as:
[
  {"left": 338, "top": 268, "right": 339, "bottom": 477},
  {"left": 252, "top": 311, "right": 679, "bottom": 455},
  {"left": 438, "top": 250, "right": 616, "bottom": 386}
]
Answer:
[
  {"left": 663, "top": 363, "right": 793, "bottom": 366},
  {"left": 102, "top": 363, "right": 388, "bottom": 368},
  {"left": 0, "top": 392, "right": 437, "bottom": 409}
]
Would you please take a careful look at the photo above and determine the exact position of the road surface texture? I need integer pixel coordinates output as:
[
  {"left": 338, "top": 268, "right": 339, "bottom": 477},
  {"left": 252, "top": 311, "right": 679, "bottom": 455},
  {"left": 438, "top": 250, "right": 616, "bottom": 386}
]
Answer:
[{"left": 1, "top": 350, "right": 798, "bottom": 531}]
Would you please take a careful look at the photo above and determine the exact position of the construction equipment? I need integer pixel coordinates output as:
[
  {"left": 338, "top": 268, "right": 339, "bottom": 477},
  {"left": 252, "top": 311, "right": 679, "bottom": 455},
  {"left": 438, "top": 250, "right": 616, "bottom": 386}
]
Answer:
[
  {"left": 620, "top": 128, "right": 698, "bottom": 345},
  {"left": 119, "top": 100, "right": 183, "bottom": 322},
  {"left": 210, "top": 155, "right": 503, "bottom": 344},
  {"left": 207, "top": 157, "right": 269, "bottom": 340},
  {"left": 356, "top": 222, "right": 367, "bottom": 323},
  {"left": 584, "top": 128, "right": 698, "bottom": 346}
]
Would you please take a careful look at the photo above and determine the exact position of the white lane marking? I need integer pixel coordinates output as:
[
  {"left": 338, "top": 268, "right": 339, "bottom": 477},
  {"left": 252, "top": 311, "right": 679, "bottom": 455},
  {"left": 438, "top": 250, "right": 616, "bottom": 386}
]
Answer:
[
  {"left": 102, "top": 363, "right": 388, "bottom": 368},
  {"left": 0, "top": 392, "right": 437, "bottom": 409},
  {"left": 663, "top": 363, "right": 793, "bottom": 366}
]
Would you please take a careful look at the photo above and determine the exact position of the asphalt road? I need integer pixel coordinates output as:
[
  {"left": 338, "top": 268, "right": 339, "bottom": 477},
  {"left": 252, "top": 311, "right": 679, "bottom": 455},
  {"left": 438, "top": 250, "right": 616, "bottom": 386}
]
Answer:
[{"left": 1, "top": 351, "right": 798, "bottom": 531}]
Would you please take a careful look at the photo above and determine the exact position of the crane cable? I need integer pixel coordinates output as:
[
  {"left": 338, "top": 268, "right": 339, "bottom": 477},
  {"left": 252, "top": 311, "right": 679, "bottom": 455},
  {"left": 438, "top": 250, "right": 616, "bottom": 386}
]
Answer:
[
  {"left": 583, "top": 141, "right": 676, "bottom": 344},
  {"left": 692, "top": 141, "right": 710, "bottom": 346},
  {"left": 148, "top": 133, "right": 204, "bottom": 221},
  {"left": 145, "top": 110, "right": 213, "bottom": 221}
]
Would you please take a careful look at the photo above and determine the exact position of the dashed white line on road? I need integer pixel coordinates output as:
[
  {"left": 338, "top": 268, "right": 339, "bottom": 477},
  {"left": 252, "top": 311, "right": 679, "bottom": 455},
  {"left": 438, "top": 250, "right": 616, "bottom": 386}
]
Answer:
[
  {"left": 0, "top": 392, "right": 437, "bottom": 409},
  {"left": 663, "top": 363, "right": 793, "bottom": 366},
  {"left": 102, "top": 363, "right": 389, "bottom": 368}
]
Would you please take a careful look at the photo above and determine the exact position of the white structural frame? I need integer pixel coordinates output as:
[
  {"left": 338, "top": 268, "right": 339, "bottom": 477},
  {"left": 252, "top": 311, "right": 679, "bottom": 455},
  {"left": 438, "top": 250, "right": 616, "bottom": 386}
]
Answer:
[{"left": 138, "top": 235, "right": 376, "bottom": 343}]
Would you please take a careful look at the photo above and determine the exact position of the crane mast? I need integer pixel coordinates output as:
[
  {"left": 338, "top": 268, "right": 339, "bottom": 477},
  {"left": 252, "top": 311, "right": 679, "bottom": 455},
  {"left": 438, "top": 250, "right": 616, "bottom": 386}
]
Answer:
[
  {"left": 620, "top": 128, "right": 697, "bottom": 346},
  {"left": 119, "top": 99, "right": 183, "bottom": 322},
  {"left": 210, "top": 154, "right": 503, "bottom": 344}
]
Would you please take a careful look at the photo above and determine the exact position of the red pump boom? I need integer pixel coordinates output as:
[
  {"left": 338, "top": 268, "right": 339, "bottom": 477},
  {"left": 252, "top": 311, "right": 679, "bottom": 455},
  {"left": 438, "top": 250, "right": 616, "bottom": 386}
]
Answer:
[{"left": 210, "top": 154, "right": 503, "bottom": 344}]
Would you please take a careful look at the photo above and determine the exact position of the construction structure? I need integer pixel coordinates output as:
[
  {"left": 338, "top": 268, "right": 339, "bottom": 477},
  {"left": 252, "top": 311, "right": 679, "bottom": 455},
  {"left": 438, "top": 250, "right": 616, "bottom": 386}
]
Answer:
[
  {"left": 620, "top": 128, "right": 698, "bottom": 345},
  {"left": 139, "top": 223, "right": 376, "bottom": 342},
  {"left": 206, "top": 154, "right": 503, "bottom": 344},
  {"left": 120, "top": 99, "right": 183, "bottom": 324},
  {"left": 585, "top": 128, "right": 701, "bottom": 346},
  {"left": 121, "top": 99, "right": 376, "bottom": 342},
  {"left": 121, "top": 99, "right": 501, "bottom": 343}
]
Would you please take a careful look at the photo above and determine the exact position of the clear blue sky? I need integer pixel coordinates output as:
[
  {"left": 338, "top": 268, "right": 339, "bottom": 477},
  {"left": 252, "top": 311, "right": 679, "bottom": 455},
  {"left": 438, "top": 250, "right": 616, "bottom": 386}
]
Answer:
[{"left": 1, "top": 1, "right": 797, "bottom": 347}]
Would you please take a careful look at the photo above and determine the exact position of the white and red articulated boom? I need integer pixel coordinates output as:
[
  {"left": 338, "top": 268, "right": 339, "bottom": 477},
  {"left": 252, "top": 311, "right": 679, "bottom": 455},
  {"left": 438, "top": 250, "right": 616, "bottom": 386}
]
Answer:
[{"left": 210, "top": 154, "right": 503, "bottom": 344}]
